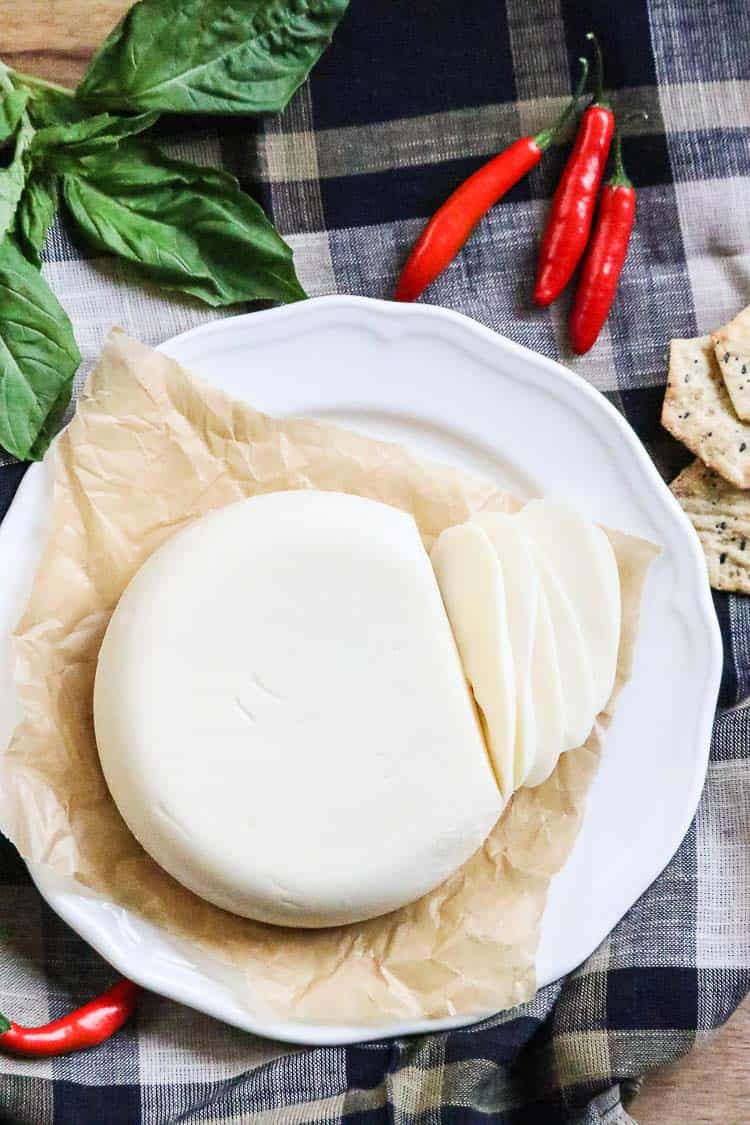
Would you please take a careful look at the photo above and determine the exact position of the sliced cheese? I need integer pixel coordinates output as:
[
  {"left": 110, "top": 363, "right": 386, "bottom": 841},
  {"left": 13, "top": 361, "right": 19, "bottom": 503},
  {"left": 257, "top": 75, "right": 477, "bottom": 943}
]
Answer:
[
  {"left": 471, "top": 513, "right": 539, "bottom": 787},
  {"left": 430, "top": 522, "right": 516, "bottom": 797},
  {"left": 435, "top": 501, "right": 621, "bottom": 797},
  {"left": 518, "top": 499, "right": 621, "bottom": 714},
  {"left": 524, "top": 583, "right": 565, "bottom": 787},
  {"left": 532, "top": 551, "right": 597, "bottom": 751},
  {"left": 94, "top": 491, "right": 503, "bottom": 928}
]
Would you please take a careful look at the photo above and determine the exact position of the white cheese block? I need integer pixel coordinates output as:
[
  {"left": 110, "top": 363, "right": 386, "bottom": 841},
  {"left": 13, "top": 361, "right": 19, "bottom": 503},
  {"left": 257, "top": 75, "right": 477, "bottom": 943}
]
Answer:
[
  {"left": 471, "top": 513, "right": 539, "bottom": 787},
  {"left": 523, "top": 584, "right": 565, "bottom": 787},
  {"left": 430, "top": 522, "right": 516, "bottom": 797},
  {"left": 94, "top": 491, "right": 503, "bottom": 928},
  {"left": 518, "top": 499, "right": 621, "bottom": 714}
]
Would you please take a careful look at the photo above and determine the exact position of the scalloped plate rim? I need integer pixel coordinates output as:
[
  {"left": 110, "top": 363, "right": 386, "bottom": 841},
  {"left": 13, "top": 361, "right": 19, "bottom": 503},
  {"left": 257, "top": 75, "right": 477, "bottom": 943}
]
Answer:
[{"left": 0, "top": 295, "right": 721, "bottom": 1046}]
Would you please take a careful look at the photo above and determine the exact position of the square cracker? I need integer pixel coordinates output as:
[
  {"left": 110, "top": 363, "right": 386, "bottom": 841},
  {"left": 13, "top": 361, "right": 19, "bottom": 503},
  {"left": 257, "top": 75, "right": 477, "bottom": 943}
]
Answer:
[
  {"left": 662, "top": 335, "right": 750, "bottom": 489},
  {"left": 712, "top": 305, "right": 750, "bottom": 422},
  {"left": 671, "top": 458, "right": 750, "bottom": 593}
]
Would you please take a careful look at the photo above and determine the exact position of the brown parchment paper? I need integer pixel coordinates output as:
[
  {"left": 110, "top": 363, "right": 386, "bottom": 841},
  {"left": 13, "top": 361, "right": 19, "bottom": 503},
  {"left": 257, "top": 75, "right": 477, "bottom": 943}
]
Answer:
[{"left": 1, "top": 330, "right": 657, "bottom": 1028}]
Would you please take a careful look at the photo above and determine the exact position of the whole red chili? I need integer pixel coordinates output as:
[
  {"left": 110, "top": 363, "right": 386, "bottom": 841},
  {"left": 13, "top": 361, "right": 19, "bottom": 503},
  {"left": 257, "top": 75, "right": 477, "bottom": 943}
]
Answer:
[
  {"left": 533, "top": 33, "right": 614, "bottom": 307},
  {"left": 0, "top": 978, "right": 140, "bottom": 1057},
  {"left": 395, "top": 59, "right": 589, "bottom": 303},
  {"left": 568, "top": 131, "right": 636, "bottom": 354}
]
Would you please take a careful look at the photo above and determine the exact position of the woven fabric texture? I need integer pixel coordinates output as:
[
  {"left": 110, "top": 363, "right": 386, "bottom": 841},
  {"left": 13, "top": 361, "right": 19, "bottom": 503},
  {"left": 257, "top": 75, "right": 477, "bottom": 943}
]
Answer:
[{"left": 1, "top": 2, "right": 749, "bottom": 1122}]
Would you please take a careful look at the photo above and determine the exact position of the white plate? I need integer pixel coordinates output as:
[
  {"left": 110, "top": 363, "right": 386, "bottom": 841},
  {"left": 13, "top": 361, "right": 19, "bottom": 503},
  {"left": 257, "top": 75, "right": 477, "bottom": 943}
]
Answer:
[{"left": 0, "top": 296, "right": 721, "bottom": 1045}]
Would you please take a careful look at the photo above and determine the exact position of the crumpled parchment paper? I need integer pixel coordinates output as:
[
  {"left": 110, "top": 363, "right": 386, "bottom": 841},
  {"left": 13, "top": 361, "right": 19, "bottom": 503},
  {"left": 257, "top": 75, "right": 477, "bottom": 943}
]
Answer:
[{"left": 1, "top": 330, "right": 657, "bottom": 1027}]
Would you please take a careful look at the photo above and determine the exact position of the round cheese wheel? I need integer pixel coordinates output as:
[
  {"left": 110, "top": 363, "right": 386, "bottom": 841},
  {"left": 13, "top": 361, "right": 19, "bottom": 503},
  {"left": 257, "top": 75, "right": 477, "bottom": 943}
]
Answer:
[{"left": 94, "top": 490, "right": 502, "bottom": 928}]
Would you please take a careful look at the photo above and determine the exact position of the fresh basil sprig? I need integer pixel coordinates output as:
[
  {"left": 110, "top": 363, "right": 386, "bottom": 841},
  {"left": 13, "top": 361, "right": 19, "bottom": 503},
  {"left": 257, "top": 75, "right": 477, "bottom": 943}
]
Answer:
[
  {"left": 77, "top": 0, "right": 350, "bottom": 114},
  {"left": 62, "top": 141, "right": 306, "bottom": 306},
  {"left": 0, "top": 0, "right": 351, "bottom": 460},
  {"left": 0, "top": 237, "right": 80, "bottom": 461}
]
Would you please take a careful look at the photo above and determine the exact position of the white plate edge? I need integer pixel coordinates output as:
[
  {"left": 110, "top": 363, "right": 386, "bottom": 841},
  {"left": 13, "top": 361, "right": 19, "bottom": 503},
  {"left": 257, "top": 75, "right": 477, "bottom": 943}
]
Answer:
[{"left": 5, "top": 294, "right": 721, "bottom": 1045}]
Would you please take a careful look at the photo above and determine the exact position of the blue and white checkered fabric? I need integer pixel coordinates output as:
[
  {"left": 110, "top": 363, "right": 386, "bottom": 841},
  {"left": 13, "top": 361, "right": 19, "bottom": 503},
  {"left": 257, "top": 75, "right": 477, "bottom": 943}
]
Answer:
[{"left": 1, "top": 2, "right": 749, "bottom": 1122}]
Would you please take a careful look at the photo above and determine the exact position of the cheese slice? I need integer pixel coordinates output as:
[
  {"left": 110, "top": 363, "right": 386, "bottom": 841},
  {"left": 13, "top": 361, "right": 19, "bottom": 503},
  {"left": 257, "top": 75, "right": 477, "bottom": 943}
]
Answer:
[
  {"left": 518, "top": 499, "right": 621, "bottom": 714},
  {"left": 524, "top": 584, "right": 565, "bottom": 787},
  {"left": 471, "top": 513, "right": 539, "bottom": 787},
  {"left": 430, "top": 522, "right": 516, "bottom": 797},
  {"left": 94, "top": 491, "right": 502, "bottom": 928},
  {"left": 433, "top": 502, "right": 621, "bottom": 796},
  {"left": 532, "top": 551, "right": 597, "bottom": 751}
]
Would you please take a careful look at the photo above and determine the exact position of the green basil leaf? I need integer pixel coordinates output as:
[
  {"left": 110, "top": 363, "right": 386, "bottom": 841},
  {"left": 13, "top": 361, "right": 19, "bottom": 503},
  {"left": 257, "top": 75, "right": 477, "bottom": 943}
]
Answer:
[
  {"left": 0, "top": 118, "right": 33, "bottom": 244},
  {"left": 62, "top": 141, "right": 306, "bottom": 306},
  {"left": 22, "top": 85, "right": 89, "bottom": 130},
  {"left": 27, "top": 375, "right": 75, "bottom": 461},
  {"left": 77, "top": 0, "right": 350, "bottom": 114},
  {"left": 31, "top": 110, "right": 159, "bottom": 165},
  {"left": 0, "top": 86, "right": 29, "bottom": 145},
  {"left": 0, "top": 236, "right": 80, "bottom": 461},
  {"left": 15, "top": 172, "right": 58, "bottom": 267}
]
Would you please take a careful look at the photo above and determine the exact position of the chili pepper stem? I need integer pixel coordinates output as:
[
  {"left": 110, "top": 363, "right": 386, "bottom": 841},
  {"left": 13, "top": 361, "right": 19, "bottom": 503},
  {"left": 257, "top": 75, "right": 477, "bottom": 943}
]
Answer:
[
  {"left": 608, "top": 131, "right": 632, "bottom": 188},
  {"left": 534, "top": 57, "right": 590, "bottom": 151},
  {"left": 585, "top": 32, "right": 610, "bottom": 109}
]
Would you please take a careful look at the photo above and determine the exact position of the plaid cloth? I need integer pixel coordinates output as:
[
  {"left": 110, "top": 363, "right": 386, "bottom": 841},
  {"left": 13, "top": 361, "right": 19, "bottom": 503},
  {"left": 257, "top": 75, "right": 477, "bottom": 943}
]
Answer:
[{"left": 2, "top": 1, "right": 750, "bottom": 1122}]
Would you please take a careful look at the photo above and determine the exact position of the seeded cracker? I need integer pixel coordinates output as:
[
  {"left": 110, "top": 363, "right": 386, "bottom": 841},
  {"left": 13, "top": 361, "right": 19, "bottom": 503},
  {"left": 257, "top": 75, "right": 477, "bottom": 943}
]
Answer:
[
  {"left": 712, "top": 304, "right": 750, "bottom": 422},
  {"left": 671, "top": 459, "right": 750, "bottom": 593},
  {"left": 662, "top": 335, "right": 750, "bottom": 489}
]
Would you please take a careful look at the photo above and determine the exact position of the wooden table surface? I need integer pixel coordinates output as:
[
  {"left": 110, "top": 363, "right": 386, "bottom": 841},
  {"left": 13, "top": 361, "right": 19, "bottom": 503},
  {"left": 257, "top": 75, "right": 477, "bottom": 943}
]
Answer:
[{"left": 2, "top": 3, "right": 749, "bottom": 1121}]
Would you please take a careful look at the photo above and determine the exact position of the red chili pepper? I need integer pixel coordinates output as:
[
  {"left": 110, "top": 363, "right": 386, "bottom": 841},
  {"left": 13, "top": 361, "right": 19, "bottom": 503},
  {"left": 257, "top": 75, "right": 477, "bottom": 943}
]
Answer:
[
  {"left": 568, "top": 131, "right": 636, "bottom": 354},
  {"left": 0, "top": 978, "right": 140, "bottom": 1057},
  {"left": 533, "top": 34, "right": 615, "bottom": 307},
  {"left": 395, "top": 59, "right": 589, "bottom": 303}
]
